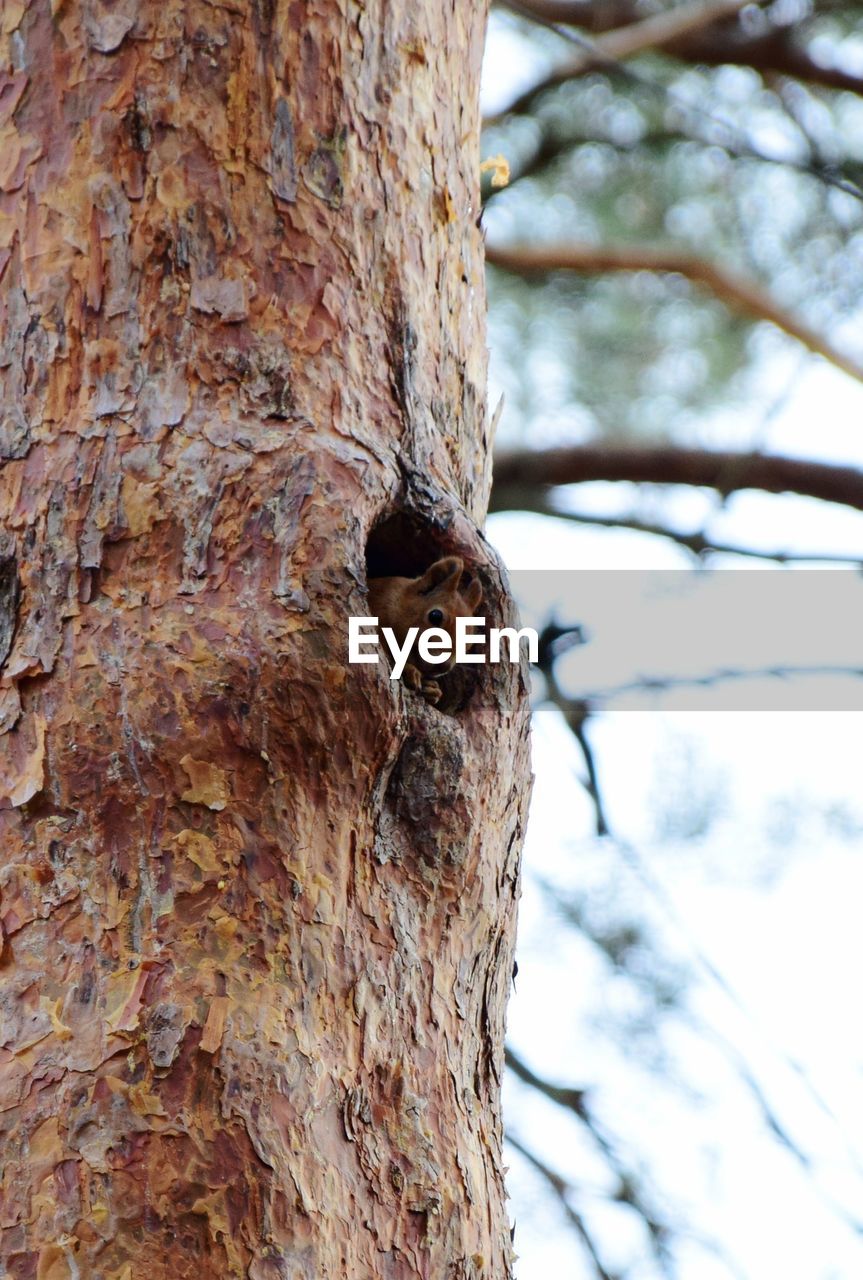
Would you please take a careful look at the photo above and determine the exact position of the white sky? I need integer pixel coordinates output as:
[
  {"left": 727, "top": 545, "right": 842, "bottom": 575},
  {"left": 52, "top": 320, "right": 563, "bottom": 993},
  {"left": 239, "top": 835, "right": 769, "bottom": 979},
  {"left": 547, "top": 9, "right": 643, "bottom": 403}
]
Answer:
[{"left": 495, "top": 695, "right": 863, "bottom": 1279}]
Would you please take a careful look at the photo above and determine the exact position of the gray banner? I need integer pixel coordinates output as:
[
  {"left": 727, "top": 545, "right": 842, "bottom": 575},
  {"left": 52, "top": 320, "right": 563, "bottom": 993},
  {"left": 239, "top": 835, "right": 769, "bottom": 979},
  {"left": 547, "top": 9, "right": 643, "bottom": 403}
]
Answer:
[{"left": 509, "top": 569, "right": 863, "bottom": 710}]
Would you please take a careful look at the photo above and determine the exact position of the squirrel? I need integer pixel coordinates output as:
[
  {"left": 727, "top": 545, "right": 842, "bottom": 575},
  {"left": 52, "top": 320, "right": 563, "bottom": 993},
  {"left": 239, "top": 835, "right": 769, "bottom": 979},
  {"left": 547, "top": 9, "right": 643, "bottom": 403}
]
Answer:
[{"left": 367, "top": 556, "right": 483, "bottom": 704}]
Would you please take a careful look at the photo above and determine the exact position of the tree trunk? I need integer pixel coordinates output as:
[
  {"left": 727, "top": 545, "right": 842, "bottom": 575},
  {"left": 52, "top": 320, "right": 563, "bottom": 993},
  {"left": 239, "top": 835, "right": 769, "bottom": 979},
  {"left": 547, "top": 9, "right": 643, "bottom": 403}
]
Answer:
[{"left": 0, "top": 4, "right": 530, "bottom": 1278}]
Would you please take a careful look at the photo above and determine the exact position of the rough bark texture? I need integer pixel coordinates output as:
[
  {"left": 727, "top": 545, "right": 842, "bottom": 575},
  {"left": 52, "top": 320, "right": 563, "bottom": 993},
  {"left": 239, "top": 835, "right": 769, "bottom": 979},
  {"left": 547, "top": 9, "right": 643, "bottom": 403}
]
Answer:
[{"left": 0, "top": 3, "right": 530, "bottom": 1277}]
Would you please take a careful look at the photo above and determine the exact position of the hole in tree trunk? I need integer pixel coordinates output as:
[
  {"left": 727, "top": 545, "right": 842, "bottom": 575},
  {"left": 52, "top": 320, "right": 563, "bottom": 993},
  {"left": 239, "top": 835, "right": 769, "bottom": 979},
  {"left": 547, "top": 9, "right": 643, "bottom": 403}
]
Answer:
[
  {"left": 365, "top": 511, "right": 452, "bottom": 580},
  {"left": 363, "top": 510, "right": 487, "bottom": 716}
]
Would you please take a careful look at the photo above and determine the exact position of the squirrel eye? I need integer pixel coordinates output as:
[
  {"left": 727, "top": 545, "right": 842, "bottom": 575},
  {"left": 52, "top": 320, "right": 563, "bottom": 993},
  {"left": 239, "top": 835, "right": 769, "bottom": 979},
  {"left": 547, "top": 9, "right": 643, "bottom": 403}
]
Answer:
[{"left": 428, "top": 608, "right": 444, "bottom": 626}]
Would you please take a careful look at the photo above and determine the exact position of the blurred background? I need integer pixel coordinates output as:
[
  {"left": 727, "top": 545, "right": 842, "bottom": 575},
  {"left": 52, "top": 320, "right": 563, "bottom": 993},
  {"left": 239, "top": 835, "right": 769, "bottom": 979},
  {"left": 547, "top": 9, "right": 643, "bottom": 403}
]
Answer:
[{"left": 478, "top": 4, "right": 863, "bottom": 1277}]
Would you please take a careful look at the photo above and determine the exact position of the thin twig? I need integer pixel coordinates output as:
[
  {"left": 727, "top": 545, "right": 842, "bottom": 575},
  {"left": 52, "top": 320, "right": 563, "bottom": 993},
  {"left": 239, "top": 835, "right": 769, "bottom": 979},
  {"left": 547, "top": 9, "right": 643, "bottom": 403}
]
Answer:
[
  {"left": 505, "top": 1132, "right": 620, "bottom": 1280},
  {"left": 493, "top": 500, "right": 863, "bottom": 566}
]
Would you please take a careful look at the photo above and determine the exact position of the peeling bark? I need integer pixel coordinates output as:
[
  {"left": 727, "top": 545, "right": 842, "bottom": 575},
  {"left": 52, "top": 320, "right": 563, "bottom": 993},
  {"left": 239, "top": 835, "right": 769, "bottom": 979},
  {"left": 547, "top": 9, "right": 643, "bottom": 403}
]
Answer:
[{"left": 0, "top": 3, "right": 530, "bottom": 1277}]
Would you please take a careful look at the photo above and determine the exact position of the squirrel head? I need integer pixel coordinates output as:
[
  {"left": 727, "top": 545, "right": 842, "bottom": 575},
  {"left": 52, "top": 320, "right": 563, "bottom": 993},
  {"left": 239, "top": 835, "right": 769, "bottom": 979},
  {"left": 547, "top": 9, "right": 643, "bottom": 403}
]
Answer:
[{"left": 369, "top": 556, "right": 484, "bottom": 676}]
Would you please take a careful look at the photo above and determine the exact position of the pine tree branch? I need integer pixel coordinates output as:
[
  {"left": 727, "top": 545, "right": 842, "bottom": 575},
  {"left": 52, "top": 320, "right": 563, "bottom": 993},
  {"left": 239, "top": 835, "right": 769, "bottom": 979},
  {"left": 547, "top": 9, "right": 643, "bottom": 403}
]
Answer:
[
  {"left": 490, "top": 445, "right": 863, "bottom": 513},
  {"left": 493, "top": 1, "right": 863, "bottom": 108},
  {"left": 486, "top": 242, "right": 863, "bottom": 385},
  {"left": 496, "top": 0, "right": 631, "bottom": 28},
  {"left": 490, "top": 0, "right": 756, "bottom": 121},
  {"left": 535, "top": 0, "right": 749, "bottom": 61},
  {"left": 665, "top": 21, "right": 863, "bottom": 98}
]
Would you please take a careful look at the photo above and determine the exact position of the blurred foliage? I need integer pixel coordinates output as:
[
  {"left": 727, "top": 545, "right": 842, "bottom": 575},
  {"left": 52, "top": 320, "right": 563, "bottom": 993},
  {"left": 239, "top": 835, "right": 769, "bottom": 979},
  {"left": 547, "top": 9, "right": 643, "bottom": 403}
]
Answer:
[{"left": 482, "top": 3, "right": 863, "bottom": 448}]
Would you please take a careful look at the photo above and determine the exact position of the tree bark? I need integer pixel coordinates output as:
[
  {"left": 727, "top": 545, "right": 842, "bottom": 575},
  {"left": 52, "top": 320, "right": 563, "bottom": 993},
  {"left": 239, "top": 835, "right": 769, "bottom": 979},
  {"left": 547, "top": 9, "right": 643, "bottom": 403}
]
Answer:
[{"left": 0, "top": 4, "right": 530, "bottom": 1277}]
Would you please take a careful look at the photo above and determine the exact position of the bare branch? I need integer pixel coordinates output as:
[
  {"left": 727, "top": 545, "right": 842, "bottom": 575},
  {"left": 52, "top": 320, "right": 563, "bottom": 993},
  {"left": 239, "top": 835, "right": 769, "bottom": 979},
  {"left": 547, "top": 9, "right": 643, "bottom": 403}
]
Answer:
[
  {"left": 507, "top": 1049, "right": 622, "bottom": 1178},
  {"left": 499, "top": 0, "right": 748, "bottom": 68},
  {"left": 495, "top": 499, "right": 863, "bottom": 565},
  {"left": 506, "top": 1078, "right": 676, "bottom": 1277},
  {"left": 505, "top": 1132, "right": 620, "bottom": 1280},
  {"left": 489, "top": 0, "right": 754, "bottom": 121},
  {"left": 664, "top": 20, "right": 863, "bottom": 99},
  {"left": 569, "top": 0, "right": 750, "bottom": 62},
  {"left": 570, "top": 664, "right": 863, "bottom": 706},
  {"left": 496, "top": 0, "right": 630, "bottom": 29},
  {"left": 490, "top": 444, "right": 863, "bottom": 514},
  {"left": 505, "top": 1046, "right": 589, "bottom": 1117},
  {"left": 493, "top": 2, "right": 863, "bottom": 105},
  {"left": 534, "top": 634, "right": 610, "bottom": 835},
  {"left": 486, "top": 242, "right": 863, "bottom": 385}
]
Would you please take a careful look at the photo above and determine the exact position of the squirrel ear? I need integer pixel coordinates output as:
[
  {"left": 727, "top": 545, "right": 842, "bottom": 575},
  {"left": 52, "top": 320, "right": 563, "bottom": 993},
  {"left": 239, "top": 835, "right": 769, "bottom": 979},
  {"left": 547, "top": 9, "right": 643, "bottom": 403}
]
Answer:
[
  {"left": 463, "top": 577, "right": 483, "bottom": 612},
  {"left": 417, "top": 556, "right": 463, "bottom": 594}
]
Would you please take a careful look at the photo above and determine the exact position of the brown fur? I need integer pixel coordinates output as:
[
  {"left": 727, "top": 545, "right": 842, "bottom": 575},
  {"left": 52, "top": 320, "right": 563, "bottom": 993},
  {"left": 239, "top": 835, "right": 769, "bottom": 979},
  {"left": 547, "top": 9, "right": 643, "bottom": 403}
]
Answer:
[{"left": 367, "top": 556, "right": 483, "bottom": 702}]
